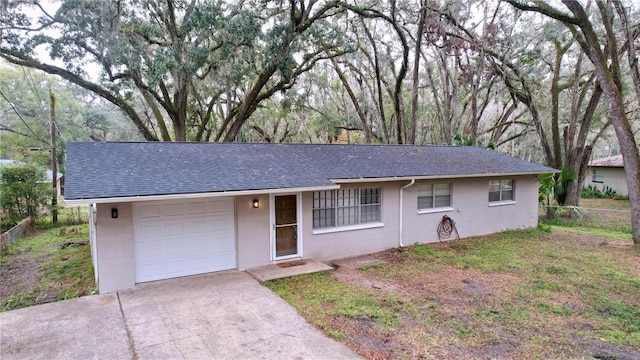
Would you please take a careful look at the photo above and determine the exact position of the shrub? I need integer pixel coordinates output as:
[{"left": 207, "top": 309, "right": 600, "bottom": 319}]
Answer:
[
  {"left": 581, "top": 184, "right": 603, "bottom": 198},
  {"left": 0, "top": 164, "right": 51, "bottom": 229},
  {"left": 602, "top": 186, "right": 617, "bottom": 198},
  {"left": 581, "top": 185, "right": 618, "bottom": 199}
]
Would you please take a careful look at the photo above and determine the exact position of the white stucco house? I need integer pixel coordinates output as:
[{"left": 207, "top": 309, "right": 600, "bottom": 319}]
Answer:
[
  {"left": 584, "top": 154, "right": 628, "bottom": 196},
  {"left": 64, "top": 142, "right": 555, "bottom": 293}
]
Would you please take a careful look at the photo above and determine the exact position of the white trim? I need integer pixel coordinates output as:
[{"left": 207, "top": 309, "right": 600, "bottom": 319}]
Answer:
[
  {"left": 64, "top": 185, "right": 339, "bottom": 205},
  {"left": 418, "top": 206, "right": 454, "bottom": 214},
  {"left": 330, "top": 172, "right": 549, "bottom": 184},
  {"left": 488, "top": 200, "right": 516, "bottom": 207},
  {"left": 271, "top": 192, "right": 303, "bottom": 261},
  {"left": 312, "top": 222, "right": 384, "bottom": 235}
]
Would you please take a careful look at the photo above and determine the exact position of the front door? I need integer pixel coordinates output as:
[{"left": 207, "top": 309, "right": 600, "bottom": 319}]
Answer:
[{"left": 273, "top": 194, "right": 299, "bottom": 259}]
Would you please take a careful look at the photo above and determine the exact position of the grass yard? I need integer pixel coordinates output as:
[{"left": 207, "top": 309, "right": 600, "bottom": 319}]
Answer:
[
  {"left": 0, "top": 220, "right": 94, "bottom": 312},
  {"left": 266, "top": 202, "right": 639, "bottom": 359}
]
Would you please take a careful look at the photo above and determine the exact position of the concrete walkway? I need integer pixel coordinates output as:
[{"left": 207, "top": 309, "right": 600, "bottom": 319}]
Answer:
[
  {"left": 0, "top": 271, "right": 359, "bottom": 360},
  {"left": 0, "top": 294, "right": 132, "bottom": 359},
  {"left": 247, "top": 258, "right": 334, "bottom": 282}
]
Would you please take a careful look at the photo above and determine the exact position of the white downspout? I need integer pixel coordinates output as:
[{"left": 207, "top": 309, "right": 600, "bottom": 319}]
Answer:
[{"left": 399, "top": 179, "right": 416, "bottom": 247}]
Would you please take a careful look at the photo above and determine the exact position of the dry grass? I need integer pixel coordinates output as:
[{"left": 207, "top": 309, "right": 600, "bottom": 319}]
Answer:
[
  {"left": 266, "top": 227, "right": 640, "bottom": 359},
  {"left": 581, "top": 198, "right": 631, "bottom": 211}
]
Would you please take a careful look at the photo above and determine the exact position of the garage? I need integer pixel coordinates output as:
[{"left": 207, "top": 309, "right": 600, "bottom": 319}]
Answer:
[{"left": 132, "top": 197, "right": 236, "bottom": 283}]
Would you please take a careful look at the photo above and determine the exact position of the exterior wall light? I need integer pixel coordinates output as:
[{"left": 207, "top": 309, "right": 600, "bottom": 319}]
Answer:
[
  {"left": 111, "top": 208, "right": 118, "bottom": 218},
  {"left": 252, "top": 199, "right": 259, "bottom": 209}
]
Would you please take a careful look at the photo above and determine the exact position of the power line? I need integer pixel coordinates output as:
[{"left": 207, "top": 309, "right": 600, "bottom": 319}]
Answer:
[
  {"left": 22, "top": 67, "right": 47, "bottom": 120},
  {"left": 0, "top": 89, "right": 48, "bottom": 145},
  {"left": 53, "top": 121, "right": 67, "bottom": 143}
]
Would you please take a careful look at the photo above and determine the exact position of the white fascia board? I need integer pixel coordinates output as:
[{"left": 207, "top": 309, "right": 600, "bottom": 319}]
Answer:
[
  {"left": 330, "top": 171, "right": 554, "bottom": 184},
  {"left": 63, "top": 184, "right": 341, "bottom": 205}
]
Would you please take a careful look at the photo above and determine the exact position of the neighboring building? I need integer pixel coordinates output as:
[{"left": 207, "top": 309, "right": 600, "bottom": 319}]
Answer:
[
  {"left": 0, "top": 159, "right": 63, "bottom": 197},
  {"left": 64, "top": 142, "right": 555, "bottom": 293},
  {"left": 584, "top": 155, "right": 628, "bottom": 196}
]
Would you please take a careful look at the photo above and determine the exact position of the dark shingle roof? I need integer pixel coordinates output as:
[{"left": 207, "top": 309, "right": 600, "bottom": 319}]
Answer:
[{"left": 64, "top": 142, "right": 555, "bottom": 200}]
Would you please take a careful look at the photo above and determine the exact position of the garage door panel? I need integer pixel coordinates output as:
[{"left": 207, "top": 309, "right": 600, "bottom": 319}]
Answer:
[
  {"left": 186, "top": 219, "right": 209, "bottom": 235},
  {"left": 135, "top": 223, "right": 163, "bottom": 239},
  {"left": 135, "top": 242, "right": 159, "bottom": 259},
  {"left": 187, "top": 242, "right": 208, "bottom": 256},
  {"left": 163, "top": 203, "right": 185, "bottom": 216},
  {"left": 187, "top": 201, "right": 207, "bottom": 215},
  {"left": 208, "top": 199, "right": 231, "bottom": 213},
  {"left": 137, "top": 204, "right": 162, "bottom": 219},
  {"left": 137, "top": 262, "right": 164, "bottom": 281},
  {"left": 209, "top": 218, "right": 231, "bottom": 232},
  {"left": 133, "top": 198, "right": 236, "bottom": 283},
  {"left": 164, "top": 222, "right": 186, "bottom": 237}
]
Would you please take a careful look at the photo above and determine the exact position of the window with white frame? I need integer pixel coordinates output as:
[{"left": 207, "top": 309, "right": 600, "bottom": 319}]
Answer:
[
  {"left": 489, "top": 179, "right": 514, "bottom": 203},
  {"left": 417, "top": 183, "right": 451, "bottom": 210},
  {"left": 313, "top": 188, "right": 381, "bottom": 229},
  {"left": 592, "top": 169, "right": 604, "bottom": 183}
]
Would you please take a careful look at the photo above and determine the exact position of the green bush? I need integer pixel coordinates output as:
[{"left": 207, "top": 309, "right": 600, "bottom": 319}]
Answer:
[
  {"left": 581, "top": 184, "right": 603, "bottom": 198},
  {"left": 581, "top": 185, "right": 618, "bottom": 199},
  {"left": 0, "top": 164, "right": 51, "bottom": 229},
  {"left": 602, "top": 186, "right": 617, "bottom": 198}
]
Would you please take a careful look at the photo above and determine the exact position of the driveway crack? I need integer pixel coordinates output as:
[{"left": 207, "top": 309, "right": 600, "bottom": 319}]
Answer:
[{"left": 117, "top": 292, "right": 139, "bottom": 360}]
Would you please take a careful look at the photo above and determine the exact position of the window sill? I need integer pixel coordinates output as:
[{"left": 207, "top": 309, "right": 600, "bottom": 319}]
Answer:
[
  {"left": 592, "top": 181, "right": 604, "bottom": 183},
  {"left": 417, "top": 206, "right": 454, "bottom": 215},
  {"left": 488, "top": 200, "right": 516, "bottom": 207},
  {"left": 312, "top": 222, "right": 384, "bottom": 235}
]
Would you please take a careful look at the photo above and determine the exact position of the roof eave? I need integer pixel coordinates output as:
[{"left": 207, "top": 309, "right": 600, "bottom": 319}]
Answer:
[
  {"left": 63, "top": 184, "right": 340, "bottom": 205},
  {"left": 330, "top": 171, "right": 556, "bottom": 184}
]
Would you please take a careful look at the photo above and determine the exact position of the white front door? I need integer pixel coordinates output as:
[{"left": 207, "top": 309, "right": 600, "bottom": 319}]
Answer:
[
  {"left": 133, "top": 197, "right": 236, "bottom": 283},
  {"left": 272, "top": 194, "right": 301, "bottom": 260}
]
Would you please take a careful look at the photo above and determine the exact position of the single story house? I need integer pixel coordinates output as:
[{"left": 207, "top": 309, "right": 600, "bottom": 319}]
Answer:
[
  {"left": 64, "top": 142, "right": 555, "bottom": 293},
  {"left": 584, "top": 154, "right": 628, "bottom": 196}
]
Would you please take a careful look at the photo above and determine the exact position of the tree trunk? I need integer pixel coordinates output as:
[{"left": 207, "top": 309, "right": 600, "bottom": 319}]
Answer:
[
  {"left": 362, "top": 20, "right": 390, "bottom": 143},
  {"left": 410, "top": 3, "right": 427, "bottom": 145},
  {"left": 564, "top": 0, "right": 640, "bottom": 244},
  {"left": 174, "top": 83, "right": 188, "bottom": 141},
  {"left": 331, "top": 58, "right": 371, "bottom": 143}
]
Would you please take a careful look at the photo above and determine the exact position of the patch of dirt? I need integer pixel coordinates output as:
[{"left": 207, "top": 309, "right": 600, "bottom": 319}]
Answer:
[
  {"left": 0, "top": 255, "right": 39, "bottom": 299},
  {"left": 331, "top": 255, "right": 401, "bottom": 293},
  {"left": 346, "top": 317, "right": 397, "bottom": 359},
  {"left": 397, "top": 263, "right": 516, "bottom": 307},
  {"left": 443, "top": 342, "right": 518, "bottom": 360},
  {"left": 580, "top": 338, "right": 640, "bottom": 360}
]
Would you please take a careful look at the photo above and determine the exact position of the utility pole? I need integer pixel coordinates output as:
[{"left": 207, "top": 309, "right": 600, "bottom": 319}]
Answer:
[{"left": 49, "top": 89, "right": 58, "bottom": 224}]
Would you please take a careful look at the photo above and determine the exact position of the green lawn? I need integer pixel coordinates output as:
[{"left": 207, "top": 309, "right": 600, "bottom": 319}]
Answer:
[
  {"left": 266, "top": 225, "right": 639, "bottom": 358},
  {"left": 1, "top": 218, "right": 94, "bottom": 312}
]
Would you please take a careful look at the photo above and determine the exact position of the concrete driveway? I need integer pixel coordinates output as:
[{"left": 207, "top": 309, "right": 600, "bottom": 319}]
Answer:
[{"left": 0, "top": 271, "right": 359, "bottom": 359}]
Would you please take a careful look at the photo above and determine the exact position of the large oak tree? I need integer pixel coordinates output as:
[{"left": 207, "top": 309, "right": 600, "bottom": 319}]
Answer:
[{"left": 505, "top": 0, "right": 639, "bottom": 244}]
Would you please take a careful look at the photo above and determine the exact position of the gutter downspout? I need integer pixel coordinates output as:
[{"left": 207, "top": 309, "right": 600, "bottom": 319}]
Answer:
[{"left": 399, "top": 179, "right": 416, "bottom": 247}]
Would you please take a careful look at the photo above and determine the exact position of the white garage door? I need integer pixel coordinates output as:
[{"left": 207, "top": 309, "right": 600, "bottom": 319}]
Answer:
[{"left": 133, "top": 197, "right": 236, "bottom": 283}]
